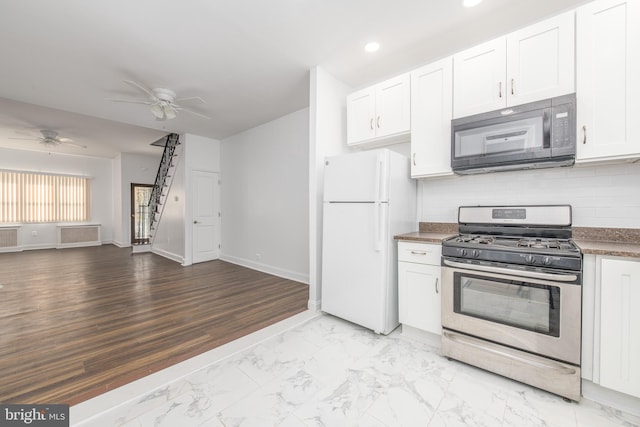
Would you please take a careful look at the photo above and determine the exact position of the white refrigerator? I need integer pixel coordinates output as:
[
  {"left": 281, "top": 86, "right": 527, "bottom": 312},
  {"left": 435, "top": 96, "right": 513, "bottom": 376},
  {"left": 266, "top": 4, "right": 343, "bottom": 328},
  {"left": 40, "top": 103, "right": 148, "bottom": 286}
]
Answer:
[{"left": 321, "top": 149, "right": 416, "bottom": 334}]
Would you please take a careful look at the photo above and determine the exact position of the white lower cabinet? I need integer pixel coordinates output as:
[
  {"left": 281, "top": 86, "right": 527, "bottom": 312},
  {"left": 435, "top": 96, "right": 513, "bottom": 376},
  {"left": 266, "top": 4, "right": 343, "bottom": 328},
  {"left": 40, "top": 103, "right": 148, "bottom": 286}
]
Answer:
[
  {"left": 599, "top": 257, "right": 640, "bottom": 398},
  {"left": 583, "top": 254, "right": 640, "bottom": 399},
  {"left": 398, "top": 241, "right": 442, "bottom": 335}
]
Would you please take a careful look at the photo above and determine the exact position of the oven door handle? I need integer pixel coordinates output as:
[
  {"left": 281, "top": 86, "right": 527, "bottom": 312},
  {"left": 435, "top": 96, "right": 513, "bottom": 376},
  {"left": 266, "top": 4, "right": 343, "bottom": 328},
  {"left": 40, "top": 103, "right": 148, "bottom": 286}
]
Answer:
[{"left": 443, "top": 259, "right": 578, "bottom": 282}]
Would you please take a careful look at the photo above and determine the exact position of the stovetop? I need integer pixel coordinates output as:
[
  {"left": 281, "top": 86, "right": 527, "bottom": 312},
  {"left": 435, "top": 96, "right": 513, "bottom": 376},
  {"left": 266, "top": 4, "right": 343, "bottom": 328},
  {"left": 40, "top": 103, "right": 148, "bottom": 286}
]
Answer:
[
  {"left": 442, "top": 234, "right": 582, "bottom": 271},
  {"left": 447, "top": 234, "right": 580, "bottom": 254},
  {"left": 443, "top": 205, "right": 582, "bottom": 271}
]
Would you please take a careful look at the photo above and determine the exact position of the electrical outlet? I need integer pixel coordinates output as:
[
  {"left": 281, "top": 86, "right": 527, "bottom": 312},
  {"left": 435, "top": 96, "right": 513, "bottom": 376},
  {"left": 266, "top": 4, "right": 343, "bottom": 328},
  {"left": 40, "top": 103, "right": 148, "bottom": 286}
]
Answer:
[{"left": 31, "top": 230, "right": 37, "bottom": 237}]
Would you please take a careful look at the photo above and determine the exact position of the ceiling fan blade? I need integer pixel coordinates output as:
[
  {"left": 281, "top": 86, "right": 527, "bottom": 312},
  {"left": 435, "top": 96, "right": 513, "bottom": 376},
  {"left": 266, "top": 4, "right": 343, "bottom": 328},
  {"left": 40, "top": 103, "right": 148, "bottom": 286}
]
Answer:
[
  {"left": 173, "top": 105, "right": 211, "bottom": 120},
  {"left": 106, "top": 98, "right": 152, "bottom": 105},
  {"left": 7, "top": 137, "right": 40, "bottom": 141},
  {"left": 61, "top": 140, "right": 87, "bottom": 148},
  {"left": 58, "top": 137, "right": 73, "bottom": 143},
  {"left": 123, "top": 80, "right": 155, "bottom": 98},
  {"left": 174, "top": 96, "right": 206, "bottom": 104}
]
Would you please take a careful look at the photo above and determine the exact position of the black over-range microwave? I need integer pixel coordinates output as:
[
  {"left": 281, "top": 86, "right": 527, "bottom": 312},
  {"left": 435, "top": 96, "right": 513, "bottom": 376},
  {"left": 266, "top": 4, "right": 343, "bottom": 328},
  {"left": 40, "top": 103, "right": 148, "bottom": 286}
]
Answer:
[{"left": 451, "top": 94, "right": 576, "bottom": 174}]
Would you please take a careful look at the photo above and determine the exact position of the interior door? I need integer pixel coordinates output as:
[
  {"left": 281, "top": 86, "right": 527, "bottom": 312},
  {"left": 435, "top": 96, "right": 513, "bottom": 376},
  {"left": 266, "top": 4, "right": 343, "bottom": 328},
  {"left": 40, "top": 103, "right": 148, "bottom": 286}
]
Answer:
[
  {"left": 192, "top": 170, "right": 221, "bottom": 263},
  {"left": 130, "top": 183, "right": 153, "bottom": 245}
]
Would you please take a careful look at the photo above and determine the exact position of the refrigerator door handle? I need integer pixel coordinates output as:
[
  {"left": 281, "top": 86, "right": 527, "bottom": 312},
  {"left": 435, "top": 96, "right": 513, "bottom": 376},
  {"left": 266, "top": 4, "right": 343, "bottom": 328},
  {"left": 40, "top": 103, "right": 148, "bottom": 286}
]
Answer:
[
  {"left": 374, "top": 201, "right": 385, "bottom": 251},
  {"left": 375, "top": 154, "right": 387, "bottom": 202}
]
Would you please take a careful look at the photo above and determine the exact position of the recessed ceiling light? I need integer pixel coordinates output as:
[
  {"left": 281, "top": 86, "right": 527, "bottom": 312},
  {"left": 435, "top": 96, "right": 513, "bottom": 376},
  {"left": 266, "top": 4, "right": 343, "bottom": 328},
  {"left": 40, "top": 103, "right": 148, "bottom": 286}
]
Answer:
[
  {"left": 364, "top": 42, "right": 380, "bottom": 53},
  {"left": 463, "top": 0, "right": 482, "bottom": 7}
]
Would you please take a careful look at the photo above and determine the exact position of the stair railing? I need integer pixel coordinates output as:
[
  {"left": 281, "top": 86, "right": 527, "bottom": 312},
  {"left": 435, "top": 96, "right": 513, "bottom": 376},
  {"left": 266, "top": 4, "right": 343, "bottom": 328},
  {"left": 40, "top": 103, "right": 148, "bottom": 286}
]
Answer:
[{"left": 148, "top": 133, "right": 180, "bottom": 232}]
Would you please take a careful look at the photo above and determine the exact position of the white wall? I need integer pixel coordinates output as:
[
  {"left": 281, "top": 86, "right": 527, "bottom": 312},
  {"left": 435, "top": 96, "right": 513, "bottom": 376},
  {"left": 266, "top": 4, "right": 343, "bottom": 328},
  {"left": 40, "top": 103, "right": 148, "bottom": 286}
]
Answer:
[
  {"left": 0, "top": 147, "right": 113, "bottom": 248},
  {"left": 418, "top": 161, "right": 640, "bottom": 228},
  {"left": 151, "top": 148, "right": 187, "bottom": 263},
  {"left": 308, "top": 67, "right": 352, "bottom": 309},
  {"left": 221, "top": 108, "right": 309, "bottom": 283}
]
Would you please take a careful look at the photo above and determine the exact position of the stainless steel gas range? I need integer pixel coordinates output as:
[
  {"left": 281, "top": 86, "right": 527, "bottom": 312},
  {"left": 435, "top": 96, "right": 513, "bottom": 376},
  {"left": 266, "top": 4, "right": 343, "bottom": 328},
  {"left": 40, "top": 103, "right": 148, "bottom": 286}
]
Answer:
[{"left": 441, "top": 205, "right": 582, "bottom": 401}]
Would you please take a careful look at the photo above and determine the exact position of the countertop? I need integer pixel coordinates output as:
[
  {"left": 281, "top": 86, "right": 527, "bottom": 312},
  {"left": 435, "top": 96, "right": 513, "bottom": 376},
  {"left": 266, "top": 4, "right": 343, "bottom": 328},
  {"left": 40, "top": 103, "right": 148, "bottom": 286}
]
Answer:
[
  {"left": 394, "top": 231, "right": 457, "bottom": 244},
  {"left": 395, "top": 223, "right": 640, "bottom": 259},
  {"left": 573, "top": 227, "right": 640, "bottom": 258},
  {"left": 394, "top": 222, "right": 458, "bottom": 244}
]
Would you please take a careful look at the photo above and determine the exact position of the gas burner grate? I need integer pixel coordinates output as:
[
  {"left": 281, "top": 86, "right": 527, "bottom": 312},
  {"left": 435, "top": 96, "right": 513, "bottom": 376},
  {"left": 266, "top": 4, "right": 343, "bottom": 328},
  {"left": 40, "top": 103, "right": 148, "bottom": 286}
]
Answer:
[
  {"left": 517, "top": 239, "right": 562, "bottom": 249},
  {"left": 455, "top": 235, "right": 496, "bottom": 245}
]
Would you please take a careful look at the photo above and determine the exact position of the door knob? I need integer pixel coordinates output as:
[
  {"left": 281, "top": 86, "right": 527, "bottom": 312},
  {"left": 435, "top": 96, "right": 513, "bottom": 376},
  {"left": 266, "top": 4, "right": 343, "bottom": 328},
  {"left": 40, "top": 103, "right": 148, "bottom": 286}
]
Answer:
[{"left": 193, "top": 220, "right": 199, "bottom": 224}]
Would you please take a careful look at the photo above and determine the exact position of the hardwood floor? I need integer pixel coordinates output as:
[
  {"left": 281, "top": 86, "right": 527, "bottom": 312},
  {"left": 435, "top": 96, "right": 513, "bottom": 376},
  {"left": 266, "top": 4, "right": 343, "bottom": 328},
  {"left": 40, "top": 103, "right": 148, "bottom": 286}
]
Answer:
[{"left": 0, "top": 245, "right": 309, "bottom": 405}]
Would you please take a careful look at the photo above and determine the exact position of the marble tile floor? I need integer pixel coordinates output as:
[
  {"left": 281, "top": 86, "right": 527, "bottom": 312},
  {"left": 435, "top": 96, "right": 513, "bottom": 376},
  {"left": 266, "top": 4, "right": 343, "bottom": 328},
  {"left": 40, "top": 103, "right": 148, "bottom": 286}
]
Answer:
[{"left": 71, "top": 311, "right": 640, "bottom": 427}]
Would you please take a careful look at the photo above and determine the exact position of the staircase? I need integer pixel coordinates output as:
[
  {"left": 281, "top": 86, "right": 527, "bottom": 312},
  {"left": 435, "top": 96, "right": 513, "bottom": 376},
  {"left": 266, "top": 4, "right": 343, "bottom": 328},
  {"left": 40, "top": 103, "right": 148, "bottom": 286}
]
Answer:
[{"left": 148, "top": 133, "right": 181, "bottom": 240}]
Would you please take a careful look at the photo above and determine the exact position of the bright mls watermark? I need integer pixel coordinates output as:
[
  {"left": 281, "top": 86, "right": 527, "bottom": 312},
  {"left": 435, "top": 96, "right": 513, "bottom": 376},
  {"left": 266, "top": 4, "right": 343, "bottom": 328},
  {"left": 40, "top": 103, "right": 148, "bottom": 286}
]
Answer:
[{"left": 1, "top": 405, "right": 69, "bottom": 426}]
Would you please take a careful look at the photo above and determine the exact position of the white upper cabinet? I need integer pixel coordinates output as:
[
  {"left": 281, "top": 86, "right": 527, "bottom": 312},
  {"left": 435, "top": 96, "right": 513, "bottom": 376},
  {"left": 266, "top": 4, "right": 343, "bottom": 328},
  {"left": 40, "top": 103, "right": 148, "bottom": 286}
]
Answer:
[
  {"left": 346, "top": 88, "right": 376, "bottom": 143},
  {"left": 347, "top": 73, "right": 410, "bottom": 146},
  {"left": 410, "top": 57, "right": 453, "bottom": 178},
  {"left": 453, "top": 38, "right": 506, "bottom": 118},
  {"left": 576, "top": 0, "right": 640, "bottom": 162},
  {"left": 453, "top": 11, "right": 575, "bottom": 118}
]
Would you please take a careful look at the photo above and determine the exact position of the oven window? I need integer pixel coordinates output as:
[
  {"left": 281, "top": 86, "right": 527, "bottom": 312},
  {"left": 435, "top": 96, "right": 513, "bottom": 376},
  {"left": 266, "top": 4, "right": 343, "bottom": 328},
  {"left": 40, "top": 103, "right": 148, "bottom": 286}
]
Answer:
[{"left": 453, "top": 272, "right": 560, "bottom": 337}]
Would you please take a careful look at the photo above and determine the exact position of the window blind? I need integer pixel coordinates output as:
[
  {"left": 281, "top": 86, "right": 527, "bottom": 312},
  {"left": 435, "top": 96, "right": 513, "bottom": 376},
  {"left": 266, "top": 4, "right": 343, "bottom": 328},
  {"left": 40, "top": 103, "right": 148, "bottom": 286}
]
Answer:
[{"left": 0, "top": 171, "right": 89, "bottom": 223}]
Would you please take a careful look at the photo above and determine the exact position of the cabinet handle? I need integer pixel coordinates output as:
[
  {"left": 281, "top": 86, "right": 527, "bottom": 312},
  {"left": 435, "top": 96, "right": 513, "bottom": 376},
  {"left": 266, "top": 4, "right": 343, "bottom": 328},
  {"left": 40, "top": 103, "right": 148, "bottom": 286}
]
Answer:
[
  {"left": 511, "top": 78, "right": 515, "bottom": 95},
  {"left": 370, "top": 118, "right": 374, "bottom": 131},
  {"left": 376, "top": 116, "right": 381, "bottom": 129},
  {"left": 498, "top": 81, "right": 502, "bottom": 98},
  {"left": 582, "top": 125, "right": 587, "bottom": 144},
  {"left": 435, "top": 278, "right": 439, "bottom": 294},
  {"left": 410, "top": 250, "right": 427, "bottom": 255},
  {"left": 412, "top": 153, "right": 416, "bottom": 166}
]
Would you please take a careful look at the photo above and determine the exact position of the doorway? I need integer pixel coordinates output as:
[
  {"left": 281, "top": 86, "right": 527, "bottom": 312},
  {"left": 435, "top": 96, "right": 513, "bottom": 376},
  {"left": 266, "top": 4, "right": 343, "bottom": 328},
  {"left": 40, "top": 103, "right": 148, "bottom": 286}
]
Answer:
[
  {"left": 192, "top": 170, "right": 221, "bottom": 263},
  {"left": 131, "top": 183, "right": 154, "bottom": 245}
]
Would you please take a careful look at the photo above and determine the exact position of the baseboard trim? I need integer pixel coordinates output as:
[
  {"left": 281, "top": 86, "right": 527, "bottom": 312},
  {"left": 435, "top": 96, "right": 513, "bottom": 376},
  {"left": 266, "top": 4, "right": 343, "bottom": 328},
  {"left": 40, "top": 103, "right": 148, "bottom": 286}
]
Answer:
[
  {"left": 150, "top": 247, "right": 184, "bottom": 264},
  {"left": 582, "top": 380, "right": 640, "bottom": 417},
  {"left": 220, "top": 254, "right": 309, "bottom": 284}
]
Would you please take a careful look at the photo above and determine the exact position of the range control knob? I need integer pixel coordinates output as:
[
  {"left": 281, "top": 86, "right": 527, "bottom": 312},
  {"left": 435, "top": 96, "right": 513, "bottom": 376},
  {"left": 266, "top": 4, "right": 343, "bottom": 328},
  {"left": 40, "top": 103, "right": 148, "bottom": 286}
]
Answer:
[
  {"left": 472, "top": 250, "right": 480, "bottom": 258},
  {"left": 457, "top": 248, "right": 467, "bottom": 257},
  {"left": 542, "top": 257, "right": 552, "bottom": 266},
  {"left": 525, "top": 255, "right": 535, "bottom": 264}
]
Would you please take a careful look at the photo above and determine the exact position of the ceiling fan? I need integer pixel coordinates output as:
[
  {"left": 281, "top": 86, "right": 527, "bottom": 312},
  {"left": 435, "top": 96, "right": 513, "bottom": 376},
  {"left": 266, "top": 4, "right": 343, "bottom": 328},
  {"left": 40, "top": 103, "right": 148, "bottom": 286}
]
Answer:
[
  {"left": 108, "top": 80, "right": 211, "bottom": 121},
  {"left": 9, "top": 130, "right": 87, "bottom": 148}
]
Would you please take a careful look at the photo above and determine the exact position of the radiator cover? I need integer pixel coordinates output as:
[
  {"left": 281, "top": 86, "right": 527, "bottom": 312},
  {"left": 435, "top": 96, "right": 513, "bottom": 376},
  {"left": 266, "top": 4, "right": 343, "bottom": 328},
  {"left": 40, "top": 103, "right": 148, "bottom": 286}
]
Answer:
[{"left": 57, "top": 225, "right": 101, "bottom": 248}]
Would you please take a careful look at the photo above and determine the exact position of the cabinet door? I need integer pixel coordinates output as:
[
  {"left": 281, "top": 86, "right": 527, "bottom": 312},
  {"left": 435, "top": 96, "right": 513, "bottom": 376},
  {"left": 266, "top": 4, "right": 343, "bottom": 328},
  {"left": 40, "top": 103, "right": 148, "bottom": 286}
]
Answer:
[
  {"left": 453, "top": 37, "right": 506, "bottom": 118},
  {"left": 600, "top": 258, "right": 640, "bottom": 398},
  {"left": 576, "top": 0, "right": 640, "bottom": 161},
  {"left": 506, "top": 11, "right": 575, "bottom": 106},
  {"left": 410, "top": 58, "right": 453, "bottom": 178},
  {"left": 398, "top": 261, "right": 441, "bottom": 335},
  {"left": 347, "top": 87, "right": 376, "bottom": 145},
  {"left": 375, "top": 73, "right": 411, "bottom": 138}
]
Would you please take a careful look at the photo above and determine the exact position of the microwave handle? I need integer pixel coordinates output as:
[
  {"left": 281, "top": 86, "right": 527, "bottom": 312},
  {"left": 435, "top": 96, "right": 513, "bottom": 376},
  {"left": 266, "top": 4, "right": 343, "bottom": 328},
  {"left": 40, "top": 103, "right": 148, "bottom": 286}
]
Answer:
[{"left": 542, "top": 109, "right": 551, "bottom": 148}]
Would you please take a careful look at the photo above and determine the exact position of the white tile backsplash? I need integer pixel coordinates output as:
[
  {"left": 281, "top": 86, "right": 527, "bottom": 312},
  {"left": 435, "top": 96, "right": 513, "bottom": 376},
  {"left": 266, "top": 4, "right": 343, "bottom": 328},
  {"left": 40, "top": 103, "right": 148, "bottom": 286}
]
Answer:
[{"left": 419, "top": 161, "right": 640, "bottom": 228}]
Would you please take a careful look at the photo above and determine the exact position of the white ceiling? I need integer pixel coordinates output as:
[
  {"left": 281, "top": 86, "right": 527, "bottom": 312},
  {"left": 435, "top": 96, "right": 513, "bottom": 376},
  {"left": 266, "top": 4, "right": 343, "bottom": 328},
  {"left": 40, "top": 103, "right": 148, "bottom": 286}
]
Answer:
[{"left": 0, "top": 0, "right": 587, "bottom": 158}]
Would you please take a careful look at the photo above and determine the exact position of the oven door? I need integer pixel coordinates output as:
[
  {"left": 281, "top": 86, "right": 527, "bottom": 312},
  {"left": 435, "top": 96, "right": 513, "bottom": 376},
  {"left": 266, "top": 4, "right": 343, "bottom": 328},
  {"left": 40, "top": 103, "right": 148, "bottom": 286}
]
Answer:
[{"left": 441, "top": 259, "right": 581, "bottom": 365}]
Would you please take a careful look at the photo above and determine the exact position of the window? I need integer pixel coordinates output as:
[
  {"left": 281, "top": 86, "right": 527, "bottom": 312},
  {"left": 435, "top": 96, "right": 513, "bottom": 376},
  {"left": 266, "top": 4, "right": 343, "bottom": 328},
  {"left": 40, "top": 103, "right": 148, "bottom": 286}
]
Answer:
[{"left": 0, "top": 171, "right": 90, "bottom": 223}]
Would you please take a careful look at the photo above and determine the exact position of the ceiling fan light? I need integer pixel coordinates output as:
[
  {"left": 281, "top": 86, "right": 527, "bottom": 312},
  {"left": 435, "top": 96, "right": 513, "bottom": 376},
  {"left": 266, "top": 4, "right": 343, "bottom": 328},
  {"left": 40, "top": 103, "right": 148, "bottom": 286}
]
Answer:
[
  {"left": 165, "top": 107, "right": 177, "bottom": 120},
  {"left": 150, "top": 104, "right": 165, "bottom": 120}
]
